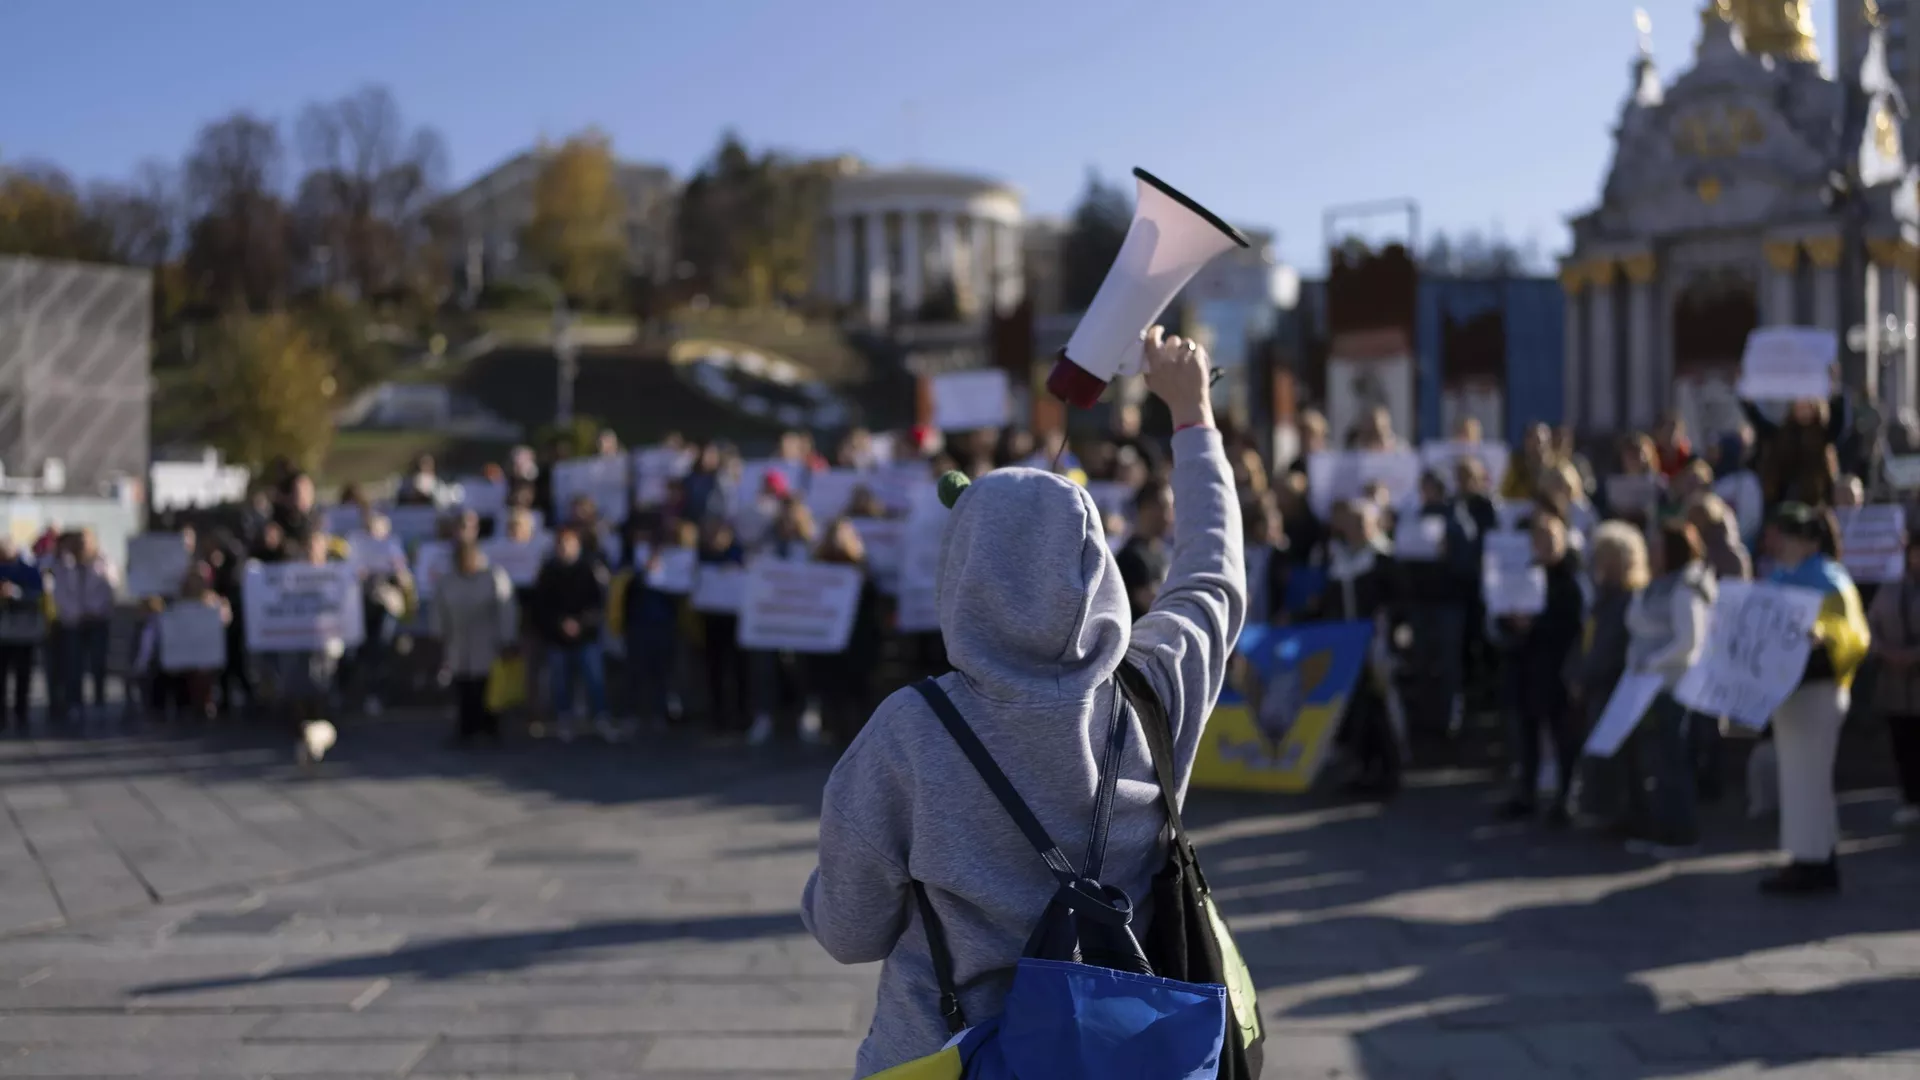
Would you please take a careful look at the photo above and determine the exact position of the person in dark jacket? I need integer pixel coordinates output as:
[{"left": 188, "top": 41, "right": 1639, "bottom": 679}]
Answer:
[
  {"left": 1317, "top": 499, "right": 1404, "bottom": 796},
  {"left": 696, "top": 518, "right": 748, "bottom": 735},
  {"left": 1399, "top": 471, "right": 1475, "bottom": 740},
  {"left": 531, "top": 526, "right": 611, "bottom": 741},
  {"left": 0, "top": 539, "right": 45, "bottom": 732},
  {"left": 807, "top": 517, "right": 883, "bottom": 744},
  {"left": 623, "top": 519, "right": 691, "bottom": 735},
  {"left": 1495, "top": 512, "right": 1587, "bottom": 824}
]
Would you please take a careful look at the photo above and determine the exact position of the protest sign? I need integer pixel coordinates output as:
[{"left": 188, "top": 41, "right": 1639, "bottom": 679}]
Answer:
[
  {"left": 645, "top": 547, "right": 699, "bottom": 594},
  {"left": 852, "top": 517, "right": 907, "bottom": 593},
  {"left": 1394, "top": 514, "right": 1446, "bottom": 561},
  {"left": 896, "top": 484, "right": 948, "bottom": 632},
  {"left": 806, "top": 468, "right": 868, "bottom": 525},
  {"left": 1604, "top": 473, "right": 1662, "bottom": 515},
  {"left": 242, "top": 562, "right": 365, "bottom": 654},
  {"left": 736, "top": 559, "right": 862, "bottom": 653},
  {"left": 1305, "top": 450, "right": 1422, "bottom": 518},
  {"left": 412, "top": 541, "right": 454, "bottom": 601},
  {"left": 385, "top": 505, "right": 442, "bottom": 544},
  {"left": 1493, "top": 499, "right": 1534, "bottom": 532},
  {"left": 455, "top": 477, "right": 507, "bottom": 520},
  {"left": 323, "top": 504, "right": 368, "bottom": 537},
  {"left": 481, "top": 535, "right": 552, "bottom": 587},
  {"left": 692, "top": 565, "right": 748, "bottom": 614},
  {"left": 1481, "top": 529, "right": 1544, "bottom": 615},
  {"left": 552, "top": 456, "right": 631, "bottom": 524},
  {"left": 346, "top": 531, "right": 407, "bottom": 579},
  {"left": 1192, "top": 620, "right": 1375, "bottom": 793},
  {"left": 1886, "top": 454, "right": 1920, "bottom": 491},
  {"left": 158, "top": 603, "right": 227, "bottom": 673},
  {"left": 1581, "top": 673, "right": 1665, "bottom": 758},
  {"left": 930, "top": 369, "right": 1011, "bottom": 432},
  {"left": 633, "top": 446, "right": 695, "bottom": 507},
  {"left": 1420, "top": 440, "right": 1510, "bottom": 493},
  {"left": 126, "top": 533, "right": 191, "bottom": 599},
  {"left": 1836, "top": 505, "right": 1905, "bottom": 584},
  {"left": 867, "top": 462, "right": 932, "bottom": 516},
  {"left": 1737, "top": 326, "right": 1835, "bottom": 401},
  {"left": 1674, "top": 580, "right": 1822, "bottom": 728}
]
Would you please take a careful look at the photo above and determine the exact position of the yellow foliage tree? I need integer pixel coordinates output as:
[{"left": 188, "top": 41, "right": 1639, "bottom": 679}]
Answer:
[
  {"left": 0, "top": 165, "right": 110, "bottom": 261},
  {"left": 520, "top": 131, "right": 628, "bottom": 306},
  {"left": 199, "top": 314, "right": 338, "bottom": 472}
]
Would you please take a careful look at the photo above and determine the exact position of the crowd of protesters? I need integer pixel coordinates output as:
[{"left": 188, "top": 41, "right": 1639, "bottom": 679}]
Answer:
[{"left": 4, "top": 375, "right": 1917, "bottom": 895}]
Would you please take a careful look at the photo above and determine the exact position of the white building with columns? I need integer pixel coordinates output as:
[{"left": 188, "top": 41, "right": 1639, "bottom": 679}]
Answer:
[
  {"left": 1563, "top": 2, "right": 1920, "bottom": 441},
  {"left": 818, "top": 168, "right": 1024, "bottom": 327}
]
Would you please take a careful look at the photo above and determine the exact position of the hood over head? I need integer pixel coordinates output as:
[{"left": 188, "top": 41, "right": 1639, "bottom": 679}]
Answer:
[{"left": 937, "top": 467, "right": 1129, "bottom": 701}]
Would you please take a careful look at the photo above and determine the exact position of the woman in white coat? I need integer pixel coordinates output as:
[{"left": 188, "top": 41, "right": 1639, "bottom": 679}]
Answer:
[{"left": 431, "top": 540, "right": 518, "bottom": 745}]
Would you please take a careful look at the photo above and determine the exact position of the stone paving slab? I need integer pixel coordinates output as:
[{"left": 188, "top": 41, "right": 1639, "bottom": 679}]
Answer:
[{"left": 0, "top": 718, "right": 1915, "bottom": 1078}]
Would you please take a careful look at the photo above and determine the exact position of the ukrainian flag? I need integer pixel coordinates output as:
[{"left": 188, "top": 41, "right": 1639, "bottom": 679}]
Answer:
[{"left": 1768, "top": 556, "right": 1871, "bottom": 688}]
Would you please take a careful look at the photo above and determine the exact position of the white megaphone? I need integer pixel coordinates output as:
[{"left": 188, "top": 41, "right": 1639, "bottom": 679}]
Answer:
[{"left": 1047, "top": 168, "right": 1250, "bottom": 408}]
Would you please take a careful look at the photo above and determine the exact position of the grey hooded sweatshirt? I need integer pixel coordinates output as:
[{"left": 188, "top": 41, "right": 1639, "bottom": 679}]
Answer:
[{"left": 802, "top": 427, "right": 1246, "bottom": 1077}]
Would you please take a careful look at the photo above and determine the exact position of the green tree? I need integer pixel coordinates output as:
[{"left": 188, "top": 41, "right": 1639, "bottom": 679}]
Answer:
[
  {"left": 520, "top": 131, "right": 628, "bottom": 306},
  {"left": 197, "top": 314, "right": 338, "bottom": 471},
  {"left": 1061, "top": 169, "right": 1133, "bottom": 311},
  {"left": 673, "top": 133, "right": 834, "bottom": 308},
  {"left": 0, "top": 161, "right": 112, "bottom": 260}
]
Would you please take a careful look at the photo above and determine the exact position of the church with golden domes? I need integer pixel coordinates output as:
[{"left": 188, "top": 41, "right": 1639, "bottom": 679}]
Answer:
[{"left": 1561, "top": 0, "right": 1918, "bottom": 441}]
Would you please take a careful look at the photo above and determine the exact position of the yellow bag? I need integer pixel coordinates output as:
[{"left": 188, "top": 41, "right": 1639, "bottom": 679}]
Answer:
[
  {"left": 607, "top": 570, "right": 633, "bottom": 637},
  {"left": 485, "top": 656, "right": 527, "bottom": 713}
]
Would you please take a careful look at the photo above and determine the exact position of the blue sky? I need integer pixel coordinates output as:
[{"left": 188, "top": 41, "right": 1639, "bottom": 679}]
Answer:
[{"left": 0, "top": 0, "right": 1834, "bottom": 271}]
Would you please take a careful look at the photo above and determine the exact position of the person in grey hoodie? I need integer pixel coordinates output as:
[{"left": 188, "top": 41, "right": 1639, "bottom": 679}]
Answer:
[{"left": 802, "top": 327, "right": 1246, "bottom": 1077}]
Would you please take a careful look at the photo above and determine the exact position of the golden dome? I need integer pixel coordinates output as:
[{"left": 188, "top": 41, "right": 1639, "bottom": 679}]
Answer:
[{"left": 1729, "top": 0, "right": 1818, "bottom": 61}]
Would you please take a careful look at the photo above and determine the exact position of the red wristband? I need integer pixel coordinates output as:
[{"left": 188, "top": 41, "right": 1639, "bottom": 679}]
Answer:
[{"left": 1175, "top": 421, "right": 1209, "bottom": 433}]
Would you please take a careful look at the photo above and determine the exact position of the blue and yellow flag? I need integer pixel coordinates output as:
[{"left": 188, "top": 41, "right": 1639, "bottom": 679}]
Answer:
[{"left": 1192, "top": 620, "right": 1374, "bottom": 793}]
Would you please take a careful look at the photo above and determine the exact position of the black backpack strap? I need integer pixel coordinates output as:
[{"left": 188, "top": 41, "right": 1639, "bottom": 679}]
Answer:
[
  {"left": 1116, "top": 661, "right": 1206, "bottom": 884},
  {"left": 911, "top": 881, "right": 967, "bottom": 1034},
  {"left": 910, "top": 678, "right": 1080, "bottom": 888},
  {"left": 1082, "top": 686, "right": 1129, "bottom": 882}
]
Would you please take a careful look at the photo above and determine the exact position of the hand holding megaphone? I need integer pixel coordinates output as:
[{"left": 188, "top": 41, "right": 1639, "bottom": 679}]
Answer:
[
  {"left": 1141, "top": 325, "right": 1213, "bottom": 430},
  {"left": 1046, "top": 168, "right": 1248, "bottom": 408}
]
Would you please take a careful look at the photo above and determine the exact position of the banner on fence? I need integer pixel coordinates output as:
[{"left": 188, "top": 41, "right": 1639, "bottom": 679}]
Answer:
[
  {"left": 736, "top": 558, "right": 862, "bottom": 653},
  {"left": 126, "top": 533, "right": 192, "bottom": 600},
  {"left": 1192, "top": 620, "right": 1374, "bottom": 793},
  {"left": 1674, "top": 581, "right": 1822, "bottom": 728},
  {"left": 242, "top": 562, "right": 365, "bottom": 654},
  {"left": 158, "top": 602, "right": 227, "bottom": 672}
]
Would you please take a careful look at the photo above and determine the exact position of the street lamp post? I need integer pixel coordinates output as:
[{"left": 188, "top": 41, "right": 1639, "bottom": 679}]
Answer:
[{"left": 553, "top": 302, "right": 578, "bottom": 427}]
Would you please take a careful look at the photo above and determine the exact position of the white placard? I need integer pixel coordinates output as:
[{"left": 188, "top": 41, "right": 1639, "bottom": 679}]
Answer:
[
  {"left": 897, "top": 484, "right": 948, "bottom": 632},
  {"left": 1420, "top": 440, "right": 1510, "bottom": 493},
  {"left": 1836, "top": 504, "right": 1906, "bottom": 584},
  {"left": 481, "top": 535, "right": 552, "bottom": 587},
  {"left": 1306, "top": 450, "right": 1422, "bottom": 518},
  {"left": 692, "top": 565, "right": 748, "bottom": 614},
  {"left": 736, "top": 559, "right": 863, "bottom": 653},
  {"left": 552, "top": 456, "right": 631, "bottom": 524},
  {"left": 1886, "top": 454, "right": 1920, "bottom": 491},
  {"left": 454, "top": 477, "right": 506, "bottom": 520},
  {"left": 412, "top": 541, "right": 454, "bottom": 602},
  {"left": 1394, "top": 514, "right": 1447, "bottom": 561},
  {"left": 634, "top": 446, "right": 694, "bottom": 507},
  {"left": 733, "top": 459, "right": 806, "bottom": 527},
  {"left": 645, "top": 547, "right": 699, "bottom": 595},
  {"left": 150, "top": 460, "right": 249, "bottom": 512},
  {"left": 242, "top": 562, "right": 366, "bottom": 654},
  {"left": 385, "top": 504, "right": 442, "bottom": 544},
  {"left": 126, "top": 533, "right": 191, "bottom": 599},
  {"left": 807, "top": 468, "right": 868, "bottom": 525},
  {"left": 1673, "top": 580, "right": 1823, "bottom": 729},
  {"left": 1604, "top": 473, "right": 1663, "bottom": 515},
  {"left": 345, "top": 532, "right": 407, "bottom": 579},
  {"left": 1581, "top": 673, "right": 1665, "bottom": 758},
  {"left": 853, "top": 517, "right": 908, "bottom": 594},
  {"left": 1482, "top": 529, "right": 1543, "bottom": 616},
  {"left": 1738, "top": 327, "right": 1835, "bottom": 401},
  {"left": 158, "top": 603, "right": 227, "bottom": 673},
  {"left": 1494, "top": 499, "right": 1534, "bottom": 532},
  {"left": 931, "top": 369, "right": 1011, "bottom": 432},
  {"left": 324, "top": 504, "right": 368, "bottom": 537}
]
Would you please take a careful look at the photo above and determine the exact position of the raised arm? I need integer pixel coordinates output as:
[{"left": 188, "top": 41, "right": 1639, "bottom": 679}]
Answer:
[{"left": 1124, "top": 328, "right": 1247, "bottom": 799}]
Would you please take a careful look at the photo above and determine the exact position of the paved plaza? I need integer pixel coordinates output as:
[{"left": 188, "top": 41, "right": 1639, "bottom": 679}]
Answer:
[{"left": 0, "top": 717, "right": 1914, "bottom": 1079}]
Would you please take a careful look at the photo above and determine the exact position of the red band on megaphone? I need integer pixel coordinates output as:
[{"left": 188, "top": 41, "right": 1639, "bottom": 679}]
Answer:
[{"left": 1046, "top": 352, "right": 1109, "bottom": 408}]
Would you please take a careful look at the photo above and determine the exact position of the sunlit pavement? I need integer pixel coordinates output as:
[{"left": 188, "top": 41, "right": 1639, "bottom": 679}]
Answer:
[{"left": 0, "top": 717, "right": 1915, "bottom": 1079}]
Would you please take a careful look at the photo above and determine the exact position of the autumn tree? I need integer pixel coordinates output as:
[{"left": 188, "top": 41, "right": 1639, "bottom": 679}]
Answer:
[
  {"left": 195, "top": 314, "right": 337, "bottom": 471},
  {"left": 0, "top": 161, "right": 112, "bottom": 261},
  {"left": 519, "top": 131, "right": 628, "bottom": 307},
  {"left": 183, "top": 113, "right": 295, "bottom": 312},
  {"left": 293, "top": 85, "right": 449, "bottom": 302},
  {"left": 1061, "top": 169, "right": 1133, "bottom": 311},
  {"left": 673, "top": 133, "right": 833, "bottom": 308}
]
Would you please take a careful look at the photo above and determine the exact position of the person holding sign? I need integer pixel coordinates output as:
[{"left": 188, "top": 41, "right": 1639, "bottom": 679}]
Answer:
[
  {"left": 1572, "top": 523, "right": 1651, "bottom": 829},
  {"left": 1743, "top": 385, "right": 1846, "bottom": 509},
  {"left": 1621, "top": 521, "right": 1717, "bottom": 855},
  {"left": 1759, "top": 504, "right": 1872, "bottom": 894},
  {"left": 530, "top": 526, "right": 612, "bottom": 743},
  {"left": 1492, "top": 515, "right": 1587, "bottom": 825},
  {"left": 803, "top": 326, "right": 1247, "bottom": 1077},
  {"left": 1316, "top": 499, "right": 1405, "bottom": 795},
  {"left": 431, "top": 540, "right": 518, "bottom": 745}
]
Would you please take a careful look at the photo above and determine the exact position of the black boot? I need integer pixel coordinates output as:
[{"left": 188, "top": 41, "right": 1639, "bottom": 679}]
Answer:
[{"left": 1759, "top": 855, "right": 1840, "bottom": 895}]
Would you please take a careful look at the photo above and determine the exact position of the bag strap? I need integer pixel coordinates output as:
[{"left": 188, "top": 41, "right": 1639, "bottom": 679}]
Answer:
[
  {"left": 911, "top": 881, "right": 967, "bottom": 1034},
  {"left": 1082, "top": 687, "right": 1129, "bottom": 882},
  {"left": 1116, "top": 661, "right": 1205, "bottom": 883},
  {"left": 910, "top": 678, "right": 1080, "bottom": 888}
]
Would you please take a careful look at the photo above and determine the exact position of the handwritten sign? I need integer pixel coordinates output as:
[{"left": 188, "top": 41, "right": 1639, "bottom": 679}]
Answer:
[
  {"left": 158, "top": 603, "right": 227, "bottom": 673},
  {"left": 1836, "top": 504, "right": 1905, "bottom": 584},
  {"left": 1674, "top": 581, "right": 1822, "bottom": 728},
  {"left": 736, "top": 559, "right": 862, "bottom": 653},
  {"left": 930, "top": 369, "right": 1011, "bottom": 432},
  {"left": 1581, "top": 673, "right": 1665, "bottom": 758},
  {"left": 125, "top": 533, "right": 191, "bottom": 599},
  {"left": 1482, "top": 529, "right": 1544, "bottom": 616},
  {"left": 1305, "top": 450, "right": 1422, "bottom": 518},
  {"left": 1738, "top": 327, "right": 1835, "bottom": 401},
  {"left": 242, "top": 562, "right": 365, "bottom": 654}
]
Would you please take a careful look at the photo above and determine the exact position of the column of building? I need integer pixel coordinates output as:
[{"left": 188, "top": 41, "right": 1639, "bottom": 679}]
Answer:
[
  {"left": 1587, "top": 259, "right": 1620, "bottom": 432},
  {"left": 1560, "top": 264, "right": 1586, "bottom": 429},
  {"left": 1622, "top": 252, "right": 1659, "bottom": 430},
  {"left": 1805, "top": 235, "right": 1843, "bottom": 332},
  {"left": 1762, "top": 239, "right": 1801, "bottom": 327}
]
